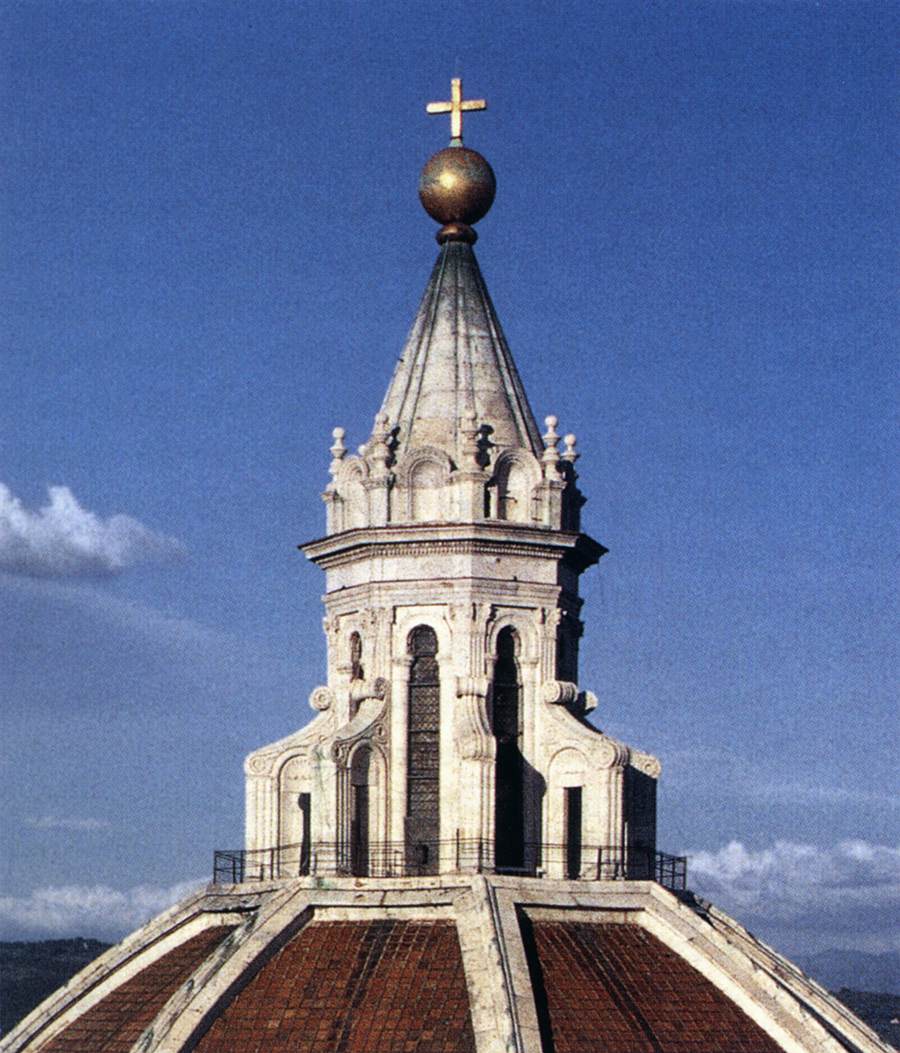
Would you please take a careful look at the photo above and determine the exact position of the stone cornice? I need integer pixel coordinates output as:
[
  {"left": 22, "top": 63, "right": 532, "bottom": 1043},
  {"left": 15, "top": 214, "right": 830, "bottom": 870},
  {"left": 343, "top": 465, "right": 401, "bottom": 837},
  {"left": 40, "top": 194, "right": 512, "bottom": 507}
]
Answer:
[{"left": 301, "top": 521, "right": 606, "bottom": 572}]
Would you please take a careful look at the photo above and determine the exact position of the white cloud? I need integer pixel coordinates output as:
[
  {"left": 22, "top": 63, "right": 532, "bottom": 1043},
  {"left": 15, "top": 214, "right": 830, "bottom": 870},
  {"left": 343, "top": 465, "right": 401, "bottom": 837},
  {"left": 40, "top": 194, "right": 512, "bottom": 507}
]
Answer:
[
  {"left": 686, "top": 839, "right": 900, "bottom": 953},
  {"left": 0, "top": 483, "right": 184, "bottom": 578},
  {"left": 0, "top": 878, "right": 206, "bottom": 940},
  {"left": 24, "top": 816, "right": 111, "bottom": 832}
]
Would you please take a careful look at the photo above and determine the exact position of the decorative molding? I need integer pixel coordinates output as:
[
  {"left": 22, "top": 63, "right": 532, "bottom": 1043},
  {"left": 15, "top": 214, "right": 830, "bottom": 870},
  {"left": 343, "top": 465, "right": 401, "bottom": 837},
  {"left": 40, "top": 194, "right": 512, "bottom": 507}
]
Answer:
[
  {"left": 311, "top": 538, "right": 579, "bottom": 570},
  {"left": 392, "top": 445, "right": 454, "bottom": 487}
]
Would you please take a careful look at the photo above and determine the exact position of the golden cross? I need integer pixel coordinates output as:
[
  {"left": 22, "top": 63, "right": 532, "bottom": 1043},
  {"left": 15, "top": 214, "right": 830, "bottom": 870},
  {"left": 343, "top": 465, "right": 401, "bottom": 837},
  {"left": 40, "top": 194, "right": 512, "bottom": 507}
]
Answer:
[{"left": 426, "top": 78, "right": 487, "bottom": 143}]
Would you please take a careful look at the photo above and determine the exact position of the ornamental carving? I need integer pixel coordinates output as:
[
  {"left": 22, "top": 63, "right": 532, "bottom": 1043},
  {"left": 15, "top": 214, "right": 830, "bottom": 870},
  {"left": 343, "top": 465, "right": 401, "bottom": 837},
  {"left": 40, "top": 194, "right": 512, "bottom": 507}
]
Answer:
[
  {"left": 631, "top": 752, "right": 662, "bottom": 779},
  {"left": 331, "top": 742, "right": 348, "bottom": 764},
  {"left": 309, "top": 686, "right": 334, "bottom": 712},
  {"left": 331, "top": 697, "right": 389, "bottom": 771},
  {"left": 246, "top": 752, "right": 278, "bottom": 776},
  {"left": 372, "top": 676, "right": 389, "bottom": 700},
  {"left": 455, "top": 694, "right": 495, "bottom": 762},
  {"left": 349, "top": 677, "right": 388, "bottom": 704},
  {"left": 541, "top": 680, "right": 579, "bottom": 705},
  {"left": 581, "top": 689, "right": 598, "bottom": 713},
  {"left": 592, "top": 735, "right": 629, "bottom": 770}
]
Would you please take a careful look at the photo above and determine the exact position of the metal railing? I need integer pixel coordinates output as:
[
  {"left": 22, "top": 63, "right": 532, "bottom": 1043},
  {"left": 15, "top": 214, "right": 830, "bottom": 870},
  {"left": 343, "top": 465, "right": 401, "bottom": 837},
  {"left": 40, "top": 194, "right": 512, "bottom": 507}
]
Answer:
[{"left": 213, "top": 838, "right": 687, "bottom": 891}]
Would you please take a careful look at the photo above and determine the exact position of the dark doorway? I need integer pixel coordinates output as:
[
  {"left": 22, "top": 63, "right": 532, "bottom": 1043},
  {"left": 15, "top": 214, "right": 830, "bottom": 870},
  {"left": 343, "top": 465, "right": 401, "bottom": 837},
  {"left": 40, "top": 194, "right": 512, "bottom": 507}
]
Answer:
[
  {"left": 351, "top": 785, "right": 370, "bottom": 876},
  {"left": 493, "top": 627, "right": 524, "bottom": 871},
  {"left": 564, "top": 786, "right": 582, "bottom": 879},
  {"left": 298, "top": 792, "right": 311, "bottom": 876},
  {"left": 405, "top": 626, "right": 440, "bottom": 874},
  {"left": 350, "top": 748, "right": 371, "bottom": 876}
]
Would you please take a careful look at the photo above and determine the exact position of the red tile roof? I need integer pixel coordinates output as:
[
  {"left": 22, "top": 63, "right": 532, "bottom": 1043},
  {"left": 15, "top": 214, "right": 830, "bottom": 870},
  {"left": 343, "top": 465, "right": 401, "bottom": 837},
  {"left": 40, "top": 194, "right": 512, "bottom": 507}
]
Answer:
[
  {"left": 40, "top": 925, "right": 234, "bottom": 1053},
  {"left": 194, "top": 919, "right": 475, "bottom": 1053},
  {"left": 523, "top": 921, "right": 784, "bottom": 1052}
]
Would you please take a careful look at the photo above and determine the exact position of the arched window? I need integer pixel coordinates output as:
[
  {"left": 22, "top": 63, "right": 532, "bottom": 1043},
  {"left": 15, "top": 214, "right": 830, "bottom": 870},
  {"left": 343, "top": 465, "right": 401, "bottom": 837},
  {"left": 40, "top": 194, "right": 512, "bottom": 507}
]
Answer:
[
  {"left": 350, "top": 747, "right": 371, "bottom": 877},
  {"left": 406, "top": 626, "right": 440, "bottom": 874},
  {"left": 492, "top": 627, "right": 524, "bottom": 869}
]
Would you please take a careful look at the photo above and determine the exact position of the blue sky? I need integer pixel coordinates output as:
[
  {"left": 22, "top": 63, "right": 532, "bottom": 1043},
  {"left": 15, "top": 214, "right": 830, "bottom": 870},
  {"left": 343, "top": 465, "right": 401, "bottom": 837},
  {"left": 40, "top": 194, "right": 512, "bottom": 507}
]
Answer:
[{"left": 1, "top": 1, "right": 897, "bottom": 961}]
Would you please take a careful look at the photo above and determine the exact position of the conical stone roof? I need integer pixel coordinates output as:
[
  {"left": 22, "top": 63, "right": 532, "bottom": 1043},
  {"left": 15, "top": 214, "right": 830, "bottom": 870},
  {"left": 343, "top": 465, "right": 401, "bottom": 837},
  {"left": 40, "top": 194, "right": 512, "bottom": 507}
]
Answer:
[{"left": 379, "top": 238, "right": 543, "bottom": 461}]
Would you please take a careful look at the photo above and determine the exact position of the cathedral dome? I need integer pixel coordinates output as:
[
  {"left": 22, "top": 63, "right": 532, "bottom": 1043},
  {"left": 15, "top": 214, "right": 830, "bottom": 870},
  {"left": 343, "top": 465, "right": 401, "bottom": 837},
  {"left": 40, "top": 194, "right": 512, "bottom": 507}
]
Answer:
[
  {"left": 4, "top": 874, "right": 887, "bottom": 1053},
  {"left": 4, "top": 79, "right": 890, "bottom": 1053}
]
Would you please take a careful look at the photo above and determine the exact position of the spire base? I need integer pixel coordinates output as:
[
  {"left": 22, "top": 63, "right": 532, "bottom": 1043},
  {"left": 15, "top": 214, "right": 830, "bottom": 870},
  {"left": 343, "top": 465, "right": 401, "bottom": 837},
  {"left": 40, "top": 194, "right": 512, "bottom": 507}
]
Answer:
[{"left": 436, "top": 222, "right": 477, "bottom": 244}]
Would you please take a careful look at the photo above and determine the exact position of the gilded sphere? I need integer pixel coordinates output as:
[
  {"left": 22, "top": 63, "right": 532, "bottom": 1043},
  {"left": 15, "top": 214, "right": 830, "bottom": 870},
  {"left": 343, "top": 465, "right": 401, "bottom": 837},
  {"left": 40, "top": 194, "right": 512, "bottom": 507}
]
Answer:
[{"left": 419, "top": 146, "right": 496, "bottom": 226}]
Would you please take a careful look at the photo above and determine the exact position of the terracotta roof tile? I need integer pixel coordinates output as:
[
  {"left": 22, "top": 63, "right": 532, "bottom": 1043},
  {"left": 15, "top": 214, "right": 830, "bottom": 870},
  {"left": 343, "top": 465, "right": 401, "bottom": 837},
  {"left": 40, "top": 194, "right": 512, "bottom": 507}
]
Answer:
[
  {"left": 522, "top": 920, "right": 784, "bottom": 1053},
  {"left": 194, "top": 919, "right": 475, "bottom": 1053},
  {"left": 40, "top": 925, "right": 235, "bottom": 1053}
]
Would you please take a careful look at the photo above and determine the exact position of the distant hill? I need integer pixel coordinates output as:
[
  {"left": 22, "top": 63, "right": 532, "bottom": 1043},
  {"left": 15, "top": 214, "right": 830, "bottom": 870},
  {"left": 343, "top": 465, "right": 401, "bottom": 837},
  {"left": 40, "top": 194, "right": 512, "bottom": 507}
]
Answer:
[
  {"left": 796, "top": 949, "right": 900, "bottom": 996},
  {"left": 833, "top": 989, "right": 900, "bottom": 1048},
  {"left": 1, "top": 939, "right": 898, "bottom": 1044},
  {"left": 0, "top": 938, "right": 111, "bottom": 1037}
]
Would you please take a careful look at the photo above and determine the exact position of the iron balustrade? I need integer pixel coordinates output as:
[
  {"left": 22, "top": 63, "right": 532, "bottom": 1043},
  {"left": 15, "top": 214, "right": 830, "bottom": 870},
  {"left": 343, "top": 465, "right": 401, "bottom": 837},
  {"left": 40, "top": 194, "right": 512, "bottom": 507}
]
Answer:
[{"left": 213, "top": 839, "right": 687, "bottom": 891}]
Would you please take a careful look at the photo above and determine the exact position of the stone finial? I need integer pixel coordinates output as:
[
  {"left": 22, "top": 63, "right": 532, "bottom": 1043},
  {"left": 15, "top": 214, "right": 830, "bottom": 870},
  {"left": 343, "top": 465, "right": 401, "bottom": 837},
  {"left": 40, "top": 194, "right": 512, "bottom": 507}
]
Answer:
[
  {"left": 367, "top": 412, "right": 391, "bottom": 472},
  {"left": 542, "top": 414, "right": 560, "bottom": 465},
  {"left": 458, "top": 410, "right": 480, "bottom": 466},
  {"left": 562, "top": 432, "right": 579, "bottom": 464},
  {"left": 329, "top": 427, "right": 347, "bottom": 476}
]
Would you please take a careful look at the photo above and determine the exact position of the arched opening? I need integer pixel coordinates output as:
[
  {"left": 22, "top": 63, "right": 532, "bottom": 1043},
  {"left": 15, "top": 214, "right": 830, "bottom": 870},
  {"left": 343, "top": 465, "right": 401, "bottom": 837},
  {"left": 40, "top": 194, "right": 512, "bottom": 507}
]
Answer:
[
  {"left": 409, "top": 460, "right": 444, "bottom": 522},
  {"left": 350, "top": 747, "right": 371, "bottom": 877},
  {"left": 496, "top": 461, "right": 529, "bottom": 522},
  {"left": 342, "top": 467, "right": 367, "bottom": 529},
  {"left": 297, "top": 792, "right": 311, "bottom": 876},
  {"left": 405, "top": 626, "right": 440, "bottom": 874},
  {"left": 564, "top": 786, "right": 582, "bottom": 879},
  {"left": 492, "top": 626, "right": 524, "bottom": 870}
]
